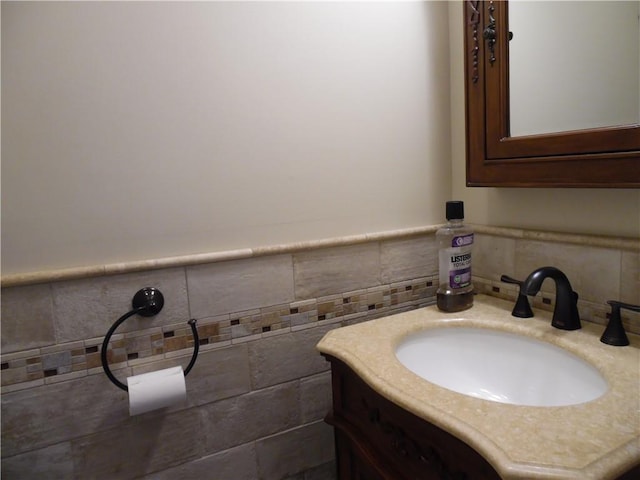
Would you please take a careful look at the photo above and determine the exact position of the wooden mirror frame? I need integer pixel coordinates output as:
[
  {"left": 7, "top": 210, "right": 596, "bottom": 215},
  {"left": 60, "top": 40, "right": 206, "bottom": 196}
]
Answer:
[{"left": 464, "top": 0, "right": 640, "bottom": 188}]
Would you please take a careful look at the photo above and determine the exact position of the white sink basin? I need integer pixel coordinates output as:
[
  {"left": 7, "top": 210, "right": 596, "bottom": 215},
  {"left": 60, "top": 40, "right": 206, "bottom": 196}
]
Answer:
[{"left": 395, "top": 327, "right": 608, "bottom": 406}]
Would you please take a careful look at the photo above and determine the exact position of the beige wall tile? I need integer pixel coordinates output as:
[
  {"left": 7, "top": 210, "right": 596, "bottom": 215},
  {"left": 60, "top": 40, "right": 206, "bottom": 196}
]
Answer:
[
  {"left": 380, "top": 235, "right": 438, "bottom": 284},
  {"left": 248, "top": 324, "right": 335, "bottom": 390},
  {"left": 255, "top": 421, "right": 335, "bottom": 480},
  {"left": 0, "top": 366, "right": 31, "bottom": 387},
  {"left": 202, "top": 380, "right": 301, "bottom": 453},
  {"left": 1, "top": 441, "right": 74, "bottom": 479},
  {"left": 620, "top": 251, "right": 640, "bottom": 304},
  {"left": 52, "top": 268, "right": 188, "bottom": 343},
  {"left": 132, "top": 344, "right": 251, "bottom": 408},
  {"left": 300, "top": 460, "right": 337, "bottom": 480},
  {"left": 473, "top": 234, "right": 516, "bottom": 282},
  {"left": 515, "top": 240, "right": 620, "bottom": 305},
  {"left": 1, "top": 374, "right": 129, "bottom": 457},
  {"left": 294, "top": 244, "right": 380, "bottom": 299},
  {"left": 300, "top": 371, "right": 332, "bottom": 424},
  {"left": 140, "top": 443, "right": 258, "bottom": 480},
  {"left": 71, "top": 408, "right": 204, "bottom": 480},
  {"left": 1, "top": 284, "right": 55, "bottom": 353},
  {"left": 187, "top": 255, "right": 295, "bottom": 318}
]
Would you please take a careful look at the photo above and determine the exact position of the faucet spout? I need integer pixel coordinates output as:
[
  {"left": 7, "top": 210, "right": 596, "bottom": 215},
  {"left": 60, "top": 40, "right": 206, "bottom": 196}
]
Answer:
[{"left": 521, "top": 266, "right": 581, "bottom": 330}]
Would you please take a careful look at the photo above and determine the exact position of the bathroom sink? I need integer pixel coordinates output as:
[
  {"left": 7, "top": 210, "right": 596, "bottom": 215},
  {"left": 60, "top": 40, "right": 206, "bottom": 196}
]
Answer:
[{"left": 395, "top": 327, "right": 608, "bottom": 406}]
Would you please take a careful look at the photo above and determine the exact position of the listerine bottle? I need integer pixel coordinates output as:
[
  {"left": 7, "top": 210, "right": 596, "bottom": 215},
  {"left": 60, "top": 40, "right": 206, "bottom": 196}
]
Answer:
[{"left": 436, "top": 201, "right": 474, "bottom": 312}]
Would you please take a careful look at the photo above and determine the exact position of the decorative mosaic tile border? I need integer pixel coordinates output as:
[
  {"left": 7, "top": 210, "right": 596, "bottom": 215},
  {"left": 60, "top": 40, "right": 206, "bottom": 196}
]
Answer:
[
  {"left": 3, "top": 271, "right": 637, "bottom": 393},
  {"left": 0, "top": 276, "right": 437, "bottom": 392},
  {"left": 474, "top": 277, "right": 640, "bottom": 337}
]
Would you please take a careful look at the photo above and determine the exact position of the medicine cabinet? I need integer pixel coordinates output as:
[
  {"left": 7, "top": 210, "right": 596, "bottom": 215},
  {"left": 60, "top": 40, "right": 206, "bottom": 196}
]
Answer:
[{"left": 464, "top": 0, "right": 640, "bottom": 187}]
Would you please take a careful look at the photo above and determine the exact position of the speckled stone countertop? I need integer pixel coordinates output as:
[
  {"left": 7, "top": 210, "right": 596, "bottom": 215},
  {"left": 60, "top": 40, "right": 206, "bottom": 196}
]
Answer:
[{"left": 317, "top": 295, "right": 640, "bottom": 480}]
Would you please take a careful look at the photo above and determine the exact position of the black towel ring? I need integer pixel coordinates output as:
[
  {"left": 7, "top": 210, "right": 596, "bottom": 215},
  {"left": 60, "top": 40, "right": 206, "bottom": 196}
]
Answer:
[{"left": 101, "top": 287, "right": 199, "bottom": 391}]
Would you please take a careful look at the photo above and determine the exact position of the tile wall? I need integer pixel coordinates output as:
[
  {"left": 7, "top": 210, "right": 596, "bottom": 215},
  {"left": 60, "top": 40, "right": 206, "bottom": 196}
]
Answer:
[
  {"left": 1, "top": 226, "right": 638, "bottom": 479},
  {"left": 1, "top": 234, "right": 439, "bottom": 480},
  {"left": 471, "top": 228, "right": 640, "bottom": 335}
]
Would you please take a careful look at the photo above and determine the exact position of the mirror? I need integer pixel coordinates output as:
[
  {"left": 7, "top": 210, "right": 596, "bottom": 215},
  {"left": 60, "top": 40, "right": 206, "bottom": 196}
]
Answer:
[
  {"left": 464, "top": 0, "right": 640, "bottom": 187},
  {"left": 509, "top": 1, "right": 640, "bottom": 137}
]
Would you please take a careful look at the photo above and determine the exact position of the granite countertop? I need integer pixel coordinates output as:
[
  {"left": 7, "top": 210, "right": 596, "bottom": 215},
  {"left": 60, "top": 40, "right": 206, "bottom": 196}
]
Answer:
[{"left": 316, "top": 294, "right": 640, "bottom": 480}]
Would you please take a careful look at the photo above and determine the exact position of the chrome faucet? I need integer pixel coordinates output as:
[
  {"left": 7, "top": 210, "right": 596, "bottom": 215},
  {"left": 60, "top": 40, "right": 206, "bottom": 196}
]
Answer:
[{"left": 520, "top": 267, "right": 581, "bottom": 330}]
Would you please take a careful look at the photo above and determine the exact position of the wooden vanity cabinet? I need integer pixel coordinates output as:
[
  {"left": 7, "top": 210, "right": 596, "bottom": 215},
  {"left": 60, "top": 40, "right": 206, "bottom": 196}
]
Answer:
[
  {"left": 324, "top": 354, "right": 640, "bottom": 480},
  {"left": 323, "top": 355, "right": 501, "bottom": 480}
]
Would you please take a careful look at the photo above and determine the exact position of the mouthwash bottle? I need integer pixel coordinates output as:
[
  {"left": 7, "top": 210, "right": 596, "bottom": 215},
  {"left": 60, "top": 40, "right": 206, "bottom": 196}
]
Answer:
[{"left": 436, "top": 201, "right": 474, "bottom": 312}]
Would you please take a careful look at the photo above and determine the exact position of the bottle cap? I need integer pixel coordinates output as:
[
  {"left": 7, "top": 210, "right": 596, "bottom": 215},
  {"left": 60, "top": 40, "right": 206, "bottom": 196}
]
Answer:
[{"left": 446, "top": 201, "right": 464, "bottom": 220}]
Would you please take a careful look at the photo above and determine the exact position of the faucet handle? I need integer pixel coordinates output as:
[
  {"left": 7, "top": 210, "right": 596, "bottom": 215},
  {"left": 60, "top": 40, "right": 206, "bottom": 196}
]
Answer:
[
  {"left": 500, "top": 275, "right": 534, "bottom": 318},
  {"left": 600, "top": 301, "right": 639, "bottom": 346}
]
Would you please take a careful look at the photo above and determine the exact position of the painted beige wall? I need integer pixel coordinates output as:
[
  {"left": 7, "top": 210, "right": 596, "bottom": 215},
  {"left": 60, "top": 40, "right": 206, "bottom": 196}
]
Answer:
[
  {"left": 449, "top": 1, "right": 640, "bottom": 239},
  {"left": 3, "top": 1, "right": 638, "bottom": 277},
  {"left": 1, "top": 1, "right": 451, "bottom": 275}
]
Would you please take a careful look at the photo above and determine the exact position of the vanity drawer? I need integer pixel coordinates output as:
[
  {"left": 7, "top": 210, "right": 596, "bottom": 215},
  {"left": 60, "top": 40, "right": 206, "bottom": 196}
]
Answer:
[{"left": 325, "top": 356, "right": 500, "bottom": 480}]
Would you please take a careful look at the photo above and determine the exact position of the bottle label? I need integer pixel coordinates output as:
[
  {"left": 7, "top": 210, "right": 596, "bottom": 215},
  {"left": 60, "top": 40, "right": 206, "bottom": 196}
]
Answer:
[
  {"left": 441, "top": 234, "right": 473, "bottom": 289},
  {"left": 451, "top": 233, "right": 474, "bottom": 248},
  {"left": 448, "top": 252, "right": 472, "bottom": 288}
]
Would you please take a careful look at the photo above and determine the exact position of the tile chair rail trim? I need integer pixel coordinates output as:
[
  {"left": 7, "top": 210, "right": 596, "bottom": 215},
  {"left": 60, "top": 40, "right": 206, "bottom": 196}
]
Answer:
[
  {"left": 1, "top": 226, "right": 440, "bottom": 288},
  {"left": 2, "top": 225, "right": 637, "bottom": 288}
]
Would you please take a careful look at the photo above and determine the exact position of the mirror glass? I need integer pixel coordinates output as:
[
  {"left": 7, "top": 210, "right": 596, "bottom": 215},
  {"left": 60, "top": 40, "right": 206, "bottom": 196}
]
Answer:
[{"left": 509, "top": 1, "right": 640, "bottom": 137}]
